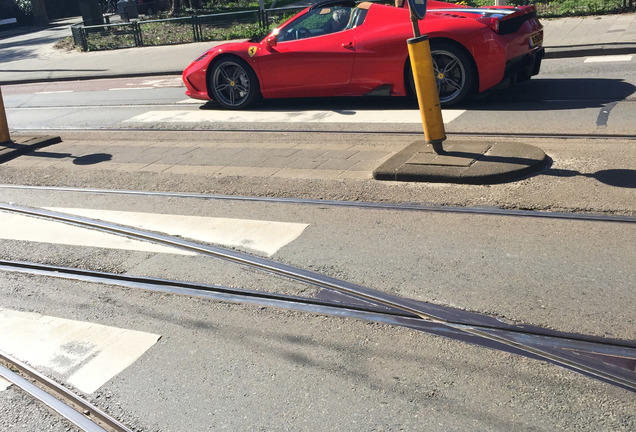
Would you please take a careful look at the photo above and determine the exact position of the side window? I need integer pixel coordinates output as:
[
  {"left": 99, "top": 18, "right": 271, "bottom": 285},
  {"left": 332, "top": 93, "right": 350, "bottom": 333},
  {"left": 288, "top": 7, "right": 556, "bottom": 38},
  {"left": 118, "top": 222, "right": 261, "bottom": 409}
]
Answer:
[
  {"left": 347, "top": 8, "right": 368, "bottom": 29},
  {"left": 328, "top": 8, "right": 352, "bottom": 33},
  {"left": 277, "top": 7, "right": 353, "bottom": 42}
]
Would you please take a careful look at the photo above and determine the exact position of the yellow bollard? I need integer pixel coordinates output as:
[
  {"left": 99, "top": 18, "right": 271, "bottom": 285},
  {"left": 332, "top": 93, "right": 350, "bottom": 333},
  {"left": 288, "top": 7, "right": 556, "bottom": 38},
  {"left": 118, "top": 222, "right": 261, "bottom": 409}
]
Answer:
[
  {"left": 0, "top": 87, "right": 10, "bottom": 144},
  {"left": 407, "top": 35, "right": 446, "bottom": 153}
]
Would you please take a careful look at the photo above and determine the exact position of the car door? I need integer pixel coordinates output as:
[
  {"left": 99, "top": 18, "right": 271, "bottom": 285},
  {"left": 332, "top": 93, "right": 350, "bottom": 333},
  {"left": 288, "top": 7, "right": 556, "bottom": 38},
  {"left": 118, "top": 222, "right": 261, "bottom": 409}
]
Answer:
[{"left": 256, "top": 12, "right": 356, "bottom": 98}]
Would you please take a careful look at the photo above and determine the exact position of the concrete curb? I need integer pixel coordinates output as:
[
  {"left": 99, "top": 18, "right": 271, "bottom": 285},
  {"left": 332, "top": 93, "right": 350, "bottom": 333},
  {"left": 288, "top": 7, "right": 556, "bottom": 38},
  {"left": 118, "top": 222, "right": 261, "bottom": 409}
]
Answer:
[{"left": 544, "top": 44, "right": 636, "bottom": 59}]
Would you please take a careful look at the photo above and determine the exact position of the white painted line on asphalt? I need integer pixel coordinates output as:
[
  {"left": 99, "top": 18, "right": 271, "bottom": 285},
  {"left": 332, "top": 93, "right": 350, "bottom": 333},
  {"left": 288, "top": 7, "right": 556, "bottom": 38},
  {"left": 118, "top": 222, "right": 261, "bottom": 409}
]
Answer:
[
  {"left": 108, "top": 87, "right": 155, "bottom": 91},
  {"left": 0, "top": 212, "right": 195, "bottom": 255},
  {"left": 138, "top": 78, "right": 184, "bottom": 88},
  {"left": 124, "top": 109, "right": 465, "bottom": 124},
  {"left": 47, "top": 208, "right": 309, "bottom": 256},
  {"left": 584, "top": 55, "right": 633, "bottom": 63},
  {"left": 0, "top": 376, "right": 10, "bottom": 391},
  {"left": 177, "top": 99, "right": 206, "bottom": 104},
  {"left": 34, "top": 90, "right": 74, "bottom": 94},
  {"left": 0, "top": 308, "right": 160, "bottom": 394}
]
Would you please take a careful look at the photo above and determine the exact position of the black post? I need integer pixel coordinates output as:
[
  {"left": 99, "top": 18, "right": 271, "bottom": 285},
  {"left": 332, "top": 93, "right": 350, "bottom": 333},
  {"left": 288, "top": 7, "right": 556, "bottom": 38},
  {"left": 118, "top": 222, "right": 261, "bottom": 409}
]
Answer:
[{"left": 192, "top": 15, "right": 200, "bottom": 42}]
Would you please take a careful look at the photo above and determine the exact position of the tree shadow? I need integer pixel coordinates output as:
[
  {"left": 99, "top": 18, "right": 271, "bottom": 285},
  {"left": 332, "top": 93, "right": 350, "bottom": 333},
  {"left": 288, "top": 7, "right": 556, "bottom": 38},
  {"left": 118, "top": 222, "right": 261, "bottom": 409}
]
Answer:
[
  {"left": 469, "top": 78, "right": 636, "bottom": 111},
  {"left": 545, "top": 167, "right": 636, "bottom": 188},
  {"left": 1, "top": 141, "right": 112, "bottom": 165}
]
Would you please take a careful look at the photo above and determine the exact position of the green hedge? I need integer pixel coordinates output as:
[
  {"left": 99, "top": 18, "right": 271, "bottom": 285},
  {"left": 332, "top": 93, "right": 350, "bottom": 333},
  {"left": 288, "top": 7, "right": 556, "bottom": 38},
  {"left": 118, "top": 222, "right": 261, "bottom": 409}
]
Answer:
[{"left": 450, "top": 0, "right": 634, "bottom": 17}]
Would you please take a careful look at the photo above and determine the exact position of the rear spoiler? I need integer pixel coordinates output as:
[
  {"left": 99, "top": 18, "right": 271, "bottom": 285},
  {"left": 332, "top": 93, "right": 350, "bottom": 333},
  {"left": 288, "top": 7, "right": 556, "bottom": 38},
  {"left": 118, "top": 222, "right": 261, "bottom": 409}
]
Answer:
[
  {"left": 427, "top": 5, "right": 539, "bottom": 35},
  {"left": 484, "top": 5, "right": 538, "bottom": 35}
]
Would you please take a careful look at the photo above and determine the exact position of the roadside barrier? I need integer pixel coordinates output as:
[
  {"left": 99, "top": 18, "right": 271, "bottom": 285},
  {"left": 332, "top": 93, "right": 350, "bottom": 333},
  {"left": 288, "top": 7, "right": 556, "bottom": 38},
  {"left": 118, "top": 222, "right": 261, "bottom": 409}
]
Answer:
[{"left": 70, "top": 6, "right": 303, "bottom": 51}]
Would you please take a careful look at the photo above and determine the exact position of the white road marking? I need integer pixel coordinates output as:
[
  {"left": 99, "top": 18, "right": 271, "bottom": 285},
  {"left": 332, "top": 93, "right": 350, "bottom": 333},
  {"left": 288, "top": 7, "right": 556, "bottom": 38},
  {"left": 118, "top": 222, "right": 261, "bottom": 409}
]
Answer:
[
  {"left": 124, "top": 109, "right": 465, "bottom": 124},
  {"left": 177, "top": 98, "right": 206, "bottom": 104},
  {"left": 35, "top": 90, "right": 74, "bottom": 94},
  {"left": 47, "top": 208, "right": 308, "bottom": 256},
  {"left": 0, "top": 308, "right": 160, "bottom": 394},
  {"left": 108, "top": 87, "right": 155, "bottom": 91},
  {"left": 0, "top": 212, "right": 195, "bottom": 255},
  {"left": 138, "top": 78, "right": 184, "bottom": 88},
  {"left": 0, "top": 376, "right": 10, "bottom": 391},
  {"left": 584, "top": 55, "right": 633, "bottom": 63}
]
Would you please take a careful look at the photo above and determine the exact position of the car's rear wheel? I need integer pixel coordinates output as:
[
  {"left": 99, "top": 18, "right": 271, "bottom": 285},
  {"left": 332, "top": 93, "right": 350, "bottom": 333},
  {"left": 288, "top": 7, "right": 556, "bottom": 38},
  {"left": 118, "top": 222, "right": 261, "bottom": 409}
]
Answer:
[
  {"left": 431, "top": 41, "right": 475, "bottom": 106},
  {"left": 209, "top": 58, "right": 259, "bottom": 110},
  {"left": 407, "top": 41, "right": 475, "bottom": 107}
]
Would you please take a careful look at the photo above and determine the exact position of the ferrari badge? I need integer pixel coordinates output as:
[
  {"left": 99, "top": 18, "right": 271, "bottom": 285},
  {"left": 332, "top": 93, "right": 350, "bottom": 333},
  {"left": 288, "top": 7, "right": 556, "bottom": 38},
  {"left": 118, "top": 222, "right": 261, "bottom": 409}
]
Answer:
[{"left": 248, "top": 46, "right": 257, "bottom": 57}]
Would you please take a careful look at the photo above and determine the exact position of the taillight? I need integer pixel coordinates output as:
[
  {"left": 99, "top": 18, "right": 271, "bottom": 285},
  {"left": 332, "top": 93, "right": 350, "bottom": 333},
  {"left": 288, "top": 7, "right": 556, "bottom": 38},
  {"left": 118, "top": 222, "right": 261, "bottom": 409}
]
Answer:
[{"left": 478, "top": 16, "right": 500, "bottom": 33}]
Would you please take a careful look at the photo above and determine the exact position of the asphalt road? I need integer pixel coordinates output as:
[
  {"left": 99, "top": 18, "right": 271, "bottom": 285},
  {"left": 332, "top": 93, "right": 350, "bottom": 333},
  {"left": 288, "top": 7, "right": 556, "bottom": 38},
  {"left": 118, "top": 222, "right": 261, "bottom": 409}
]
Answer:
[
  {"left": 0, "top": 185, "right": 634, "bottom": 431},
  {"left": 0, "top": 38, "right": 635, "bottom": 432},
  {"left": 2, "top": 54, "right": 636, "bottom": 135}
]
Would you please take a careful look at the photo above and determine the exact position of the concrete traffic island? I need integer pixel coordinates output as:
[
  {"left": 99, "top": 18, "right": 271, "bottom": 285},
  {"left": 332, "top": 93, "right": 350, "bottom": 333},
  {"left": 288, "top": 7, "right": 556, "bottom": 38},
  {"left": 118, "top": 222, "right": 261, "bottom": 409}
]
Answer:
[
  {"left": 373, "top": 139, "right": 549, "bottom": 184},
  {"left": 382, "top": 3, "right": 550, "bottom": 186}
]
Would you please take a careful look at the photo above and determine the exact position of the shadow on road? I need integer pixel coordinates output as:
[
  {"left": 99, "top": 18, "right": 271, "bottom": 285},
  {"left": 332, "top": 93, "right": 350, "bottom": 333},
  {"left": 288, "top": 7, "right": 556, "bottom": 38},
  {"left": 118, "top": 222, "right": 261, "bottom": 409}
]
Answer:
[
  {"left": 470, "top": 78, "right": 636, "bottom": 110},
  {"left": 200, "top": 78, "right": 635, "bottom": 112},
  {"left": 0, "top": 140, "right": 111, "bottom": 165},
  {"left": 545, "top": 167, "right": 636, "bottom": 188}
]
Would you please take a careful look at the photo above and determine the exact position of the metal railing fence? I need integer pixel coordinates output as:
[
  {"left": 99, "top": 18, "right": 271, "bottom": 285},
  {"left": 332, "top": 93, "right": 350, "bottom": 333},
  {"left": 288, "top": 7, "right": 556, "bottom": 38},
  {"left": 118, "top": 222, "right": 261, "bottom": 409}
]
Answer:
[{"left": 71, "top": 6, "right": 305, "bottom": 52}]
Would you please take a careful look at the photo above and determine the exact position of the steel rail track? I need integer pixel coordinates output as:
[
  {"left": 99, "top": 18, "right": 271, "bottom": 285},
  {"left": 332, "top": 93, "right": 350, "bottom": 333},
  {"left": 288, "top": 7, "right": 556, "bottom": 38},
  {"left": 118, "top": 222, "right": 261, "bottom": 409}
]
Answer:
[
  {"left": 1, "top": 204, "right": 635, "bottom": 392},
  {"left": 1, "top": 184, "right": 634, "bottom": 224},
  {"left": 2, "top": 259, "right": 636, "bottom": 393},
  {"left": 0, "top": 350, "right": 132, "bottom": 432},
  {"left": 10, "top": 126, "right": 636, "bottom": 140}
]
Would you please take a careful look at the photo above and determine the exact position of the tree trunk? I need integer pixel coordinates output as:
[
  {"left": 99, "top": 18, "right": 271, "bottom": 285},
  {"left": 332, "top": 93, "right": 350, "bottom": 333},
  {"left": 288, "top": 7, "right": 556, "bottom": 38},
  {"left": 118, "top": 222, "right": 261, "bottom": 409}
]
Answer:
[
  {"left": 31, "top": 0, "right": 49, "bottom": 26},
  {"left": 169, "top": 0, "right": 182, "bottom": 17}
]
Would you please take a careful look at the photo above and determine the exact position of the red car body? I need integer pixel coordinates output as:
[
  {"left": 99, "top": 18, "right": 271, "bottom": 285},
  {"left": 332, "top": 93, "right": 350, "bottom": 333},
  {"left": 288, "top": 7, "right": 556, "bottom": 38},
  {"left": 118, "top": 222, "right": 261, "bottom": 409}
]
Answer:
[{"left": 182, "top": 0, "right": 544, "bottom": 109}]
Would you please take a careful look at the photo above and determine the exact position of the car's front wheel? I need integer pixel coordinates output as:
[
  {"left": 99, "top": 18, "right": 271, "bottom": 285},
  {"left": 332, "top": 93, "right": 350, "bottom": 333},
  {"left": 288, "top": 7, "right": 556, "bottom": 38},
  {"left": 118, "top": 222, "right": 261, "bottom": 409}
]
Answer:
[{"left": 209, "top": 58, "right": 259, "bottom": 110}]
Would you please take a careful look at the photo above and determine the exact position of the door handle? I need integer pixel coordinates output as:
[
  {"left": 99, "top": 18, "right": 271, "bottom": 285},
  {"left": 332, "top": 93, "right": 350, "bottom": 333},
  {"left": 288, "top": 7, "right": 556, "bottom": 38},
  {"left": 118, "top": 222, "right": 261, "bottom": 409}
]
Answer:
[{"left": 342, "top": 41, "right": 354, "bottom": 49}]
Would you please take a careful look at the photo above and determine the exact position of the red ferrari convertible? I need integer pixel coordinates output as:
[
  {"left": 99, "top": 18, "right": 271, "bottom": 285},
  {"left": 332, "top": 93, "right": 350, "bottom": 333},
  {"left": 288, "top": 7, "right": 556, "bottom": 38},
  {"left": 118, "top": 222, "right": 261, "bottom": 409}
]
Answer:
[{"left": 182, "top": 0, "right": 544, "bottom": 109}]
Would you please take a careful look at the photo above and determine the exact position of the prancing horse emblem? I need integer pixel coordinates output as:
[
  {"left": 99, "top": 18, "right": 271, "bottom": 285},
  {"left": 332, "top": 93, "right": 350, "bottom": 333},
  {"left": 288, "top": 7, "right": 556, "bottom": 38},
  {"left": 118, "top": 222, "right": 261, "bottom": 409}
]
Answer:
[{"left": 248, "top": 46, "right": 257, "bottom": 57}]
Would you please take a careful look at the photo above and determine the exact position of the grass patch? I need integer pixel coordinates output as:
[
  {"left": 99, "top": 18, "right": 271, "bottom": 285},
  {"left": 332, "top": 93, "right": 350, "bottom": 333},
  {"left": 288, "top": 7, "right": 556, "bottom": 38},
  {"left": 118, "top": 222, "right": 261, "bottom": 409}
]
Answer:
[
  {"left": 86, "top": 27, "right": 138, "bottom": 50},
  {"left": 54, "top": 36, "right": 76, "bottom": 51}
]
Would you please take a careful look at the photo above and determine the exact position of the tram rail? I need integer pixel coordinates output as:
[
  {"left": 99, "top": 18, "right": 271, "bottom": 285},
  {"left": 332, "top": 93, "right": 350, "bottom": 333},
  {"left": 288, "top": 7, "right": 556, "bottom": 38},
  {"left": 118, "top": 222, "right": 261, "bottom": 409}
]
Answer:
[
  {"left": 1, "top": 184, "right": 635, "bottom": 223},
  {"left": 0, "top": 203, "right": 634, "bottom": 392},
  {"left": 0, "top": 349, "right": 132, "bottom": 432},
  {"left": 9, "top": 127, "right": 636, "bottom": 141}
]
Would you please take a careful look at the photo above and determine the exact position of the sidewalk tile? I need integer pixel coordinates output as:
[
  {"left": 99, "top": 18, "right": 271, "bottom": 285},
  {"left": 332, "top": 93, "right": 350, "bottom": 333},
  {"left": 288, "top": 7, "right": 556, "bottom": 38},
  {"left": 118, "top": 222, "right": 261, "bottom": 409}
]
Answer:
[
  {"left": 286, "top": 158, "right": 327, "bottom": 169},
  {"left": 257, "top": 157, "right": 293, "bottom": 168},
  {"left": 317, "top": 158, "right": 360, "bottom": 171},
  {"left": 217, "top": 166, "right": 281, "bottom": 177},
  {"left": 274, "top": 168, "right": 343, "bottom": 179},
  {"left": 164, "top": 165, "right": 218, "bottom": 175},
  {"left": 139, "top": 163, "right": 172, "bottom": 172},
  {"left": 339, "top": 170, "right": 373, "bottom": 180},
  {"left": 347, "top": 159, "right": 383, "bottom": 172}
]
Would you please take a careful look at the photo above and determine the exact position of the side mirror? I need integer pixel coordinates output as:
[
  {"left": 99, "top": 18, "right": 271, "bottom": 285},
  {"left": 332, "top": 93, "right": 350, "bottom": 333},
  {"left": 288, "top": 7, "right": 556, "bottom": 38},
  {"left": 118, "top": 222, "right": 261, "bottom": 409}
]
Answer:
[{"left": 265, "top": 34, "right": 278, "bottom": 48}]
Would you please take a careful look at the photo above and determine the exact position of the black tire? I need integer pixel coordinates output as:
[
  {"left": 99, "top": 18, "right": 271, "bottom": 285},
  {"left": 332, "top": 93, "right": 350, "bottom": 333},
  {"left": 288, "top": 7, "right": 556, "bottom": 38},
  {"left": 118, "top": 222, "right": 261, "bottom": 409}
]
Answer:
[
  {"left": 208, "top": 57, "right": 259, "bottom": 110},
  {"left": 407, "top": 41, "right": 476, "bottom": 107}
]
